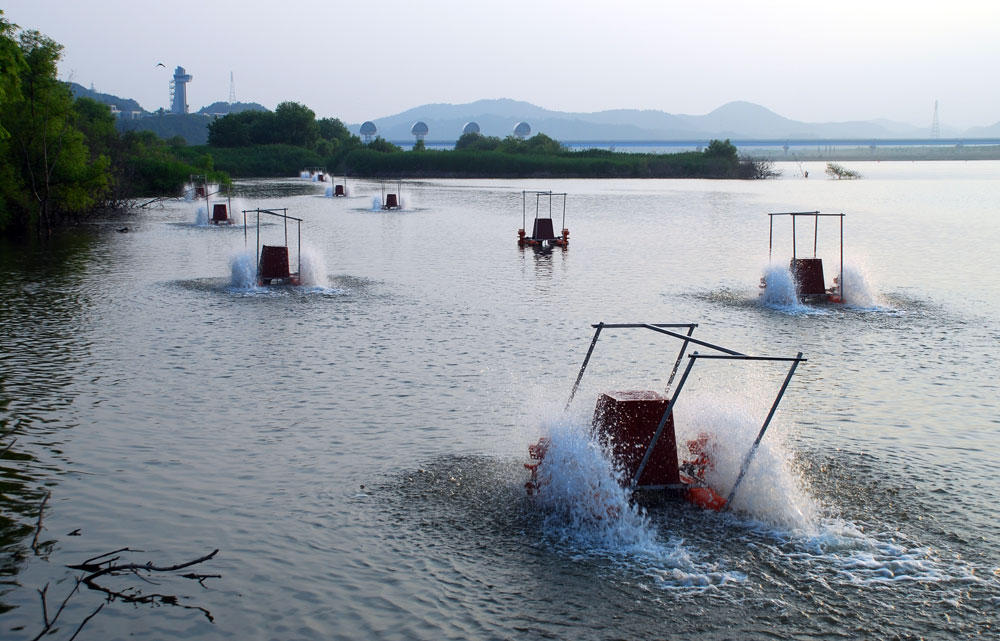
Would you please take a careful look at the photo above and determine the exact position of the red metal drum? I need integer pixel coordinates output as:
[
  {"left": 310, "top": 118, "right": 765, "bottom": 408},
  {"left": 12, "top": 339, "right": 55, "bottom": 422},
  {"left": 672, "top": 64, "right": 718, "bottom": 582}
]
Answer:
[
  {"left": 592, "top": 390, "right": 680, "bottom": 487},
  {"left": 259, "top": 245, "right": 290, "bottom": 281}
]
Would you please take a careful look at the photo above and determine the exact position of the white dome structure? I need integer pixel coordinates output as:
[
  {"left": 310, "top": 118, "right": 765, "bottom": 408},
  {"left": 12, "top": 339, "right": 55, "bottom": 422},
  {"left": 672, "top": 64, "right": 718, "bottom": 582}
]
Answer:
[
  {"left": 462, "top": 121, "right": 480, "bottom": 135},
  {"left": 411, "top": 121, "right": 429, "bottom": 141},
  {"left": 513, "top": 122, "right": 531, "bottom": 139},
  {"left": 360, "top": 121, "right": 377, "bottom": 143}
]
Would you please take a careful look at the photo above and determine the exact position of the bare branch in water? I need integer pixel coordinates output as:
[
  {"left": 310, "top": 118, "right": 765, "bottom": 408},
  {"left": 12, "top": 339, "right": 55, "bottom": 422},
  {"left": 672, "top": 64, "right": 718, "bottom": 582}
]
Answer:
[{"left": 31, "top": 491, "right": 51, "bottom": 554}]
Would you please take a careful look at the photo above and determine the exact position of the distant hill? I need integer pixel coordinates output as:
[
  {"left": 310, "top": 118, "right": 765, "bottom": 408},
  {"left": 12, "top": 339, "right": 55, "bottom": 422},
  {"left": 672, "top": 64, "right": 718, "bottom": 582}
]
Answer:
[
  {"left": 118, "top": 113, "right": 213, "bottom": 145},
  {"left": 965, "top": 121, "right": 1000, "bottom": 137},
  {"left": 349, "top": 98, "right": 954, "bottom": 142},
  {"left": 69, "top": 82, "right": 145, "bottom": 113}
]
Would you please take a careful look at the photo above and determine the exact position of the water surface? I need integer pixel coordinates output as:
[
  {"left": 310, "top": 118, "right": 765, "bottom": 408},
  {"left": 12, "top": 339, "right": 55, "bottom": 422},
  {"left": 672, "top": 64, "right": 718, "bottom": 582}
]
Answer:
[{"left": 1, "top": 161, "right": 998, "bottom": 639}]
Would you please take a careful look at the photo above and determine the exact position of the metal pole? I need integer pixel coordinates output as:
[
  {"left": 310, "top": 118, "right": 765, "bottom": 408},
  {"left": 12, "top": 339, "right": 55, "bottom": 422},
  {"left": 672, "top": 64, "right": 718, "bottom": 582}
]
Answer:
[
  {"left": 284, "top": 211, "right": 288, "bottom": 247},
  {"left": 664, "top": 324, "right": 696, "bottom": 393},
  {"left": 724, "top": 352, "right": 803, "bottom": 508},
  {"left": 641, "top": 324, "right": 744, "bottom": 356},
  {"left": 565, "top": 323, "right": 604, "bottom": 410},
  {"left": 840, "top": 215, "right": 844, "bottom": 300},
  {"left": 813, "top": 213, "right": 818, "bottom": 258},
  {"left": 792, "top": 214, "right": 797, "bottom": 260},
  {"left": 631, "top": 354, "right": 698, "bottom": 489},
  {"left": 522, "top": 191, "right": 526, "bottom": 230},
  {"left": 768, "top": 214, "right": 773, "bottom": 261},
  {"left": 255, "top": 210, "right": 260, "bottom": 278},
  {"left": 297, "top": 220, "right": 301, "bottom": 277}
]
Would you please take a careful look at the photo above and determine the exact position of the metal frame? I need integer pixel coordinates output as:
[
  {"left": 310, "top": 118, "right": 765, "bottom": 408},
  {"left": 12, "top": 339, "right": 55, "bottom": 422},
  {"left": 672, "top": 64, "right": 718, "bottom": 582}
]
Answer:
[
  {"left": 381, "top": 179, "right": 402, "bottom": 209},
  {"left": 521, "top": 190, "right": 567, "bottom": 243},
  {"left": 768, "top": 211, "right": 845, "bottom": 301},
  {"left": 242, "top": 208, "right": 303, "bottom": 282},
  {"left": 333, "top": 174, "right": 347, "bottom": 196},
  {"left": 565, "top": 322, "right": 806, "bottom": 509}
]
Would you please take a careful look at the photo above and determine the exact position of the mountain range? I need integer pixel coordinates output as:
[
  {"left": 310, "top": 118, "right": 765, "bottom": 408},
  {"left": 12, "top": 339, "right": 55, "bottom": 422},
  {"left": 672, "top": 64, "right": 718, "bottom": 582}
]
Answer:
[
  {"left": 66, "top": 83, "right": 1000, "bottom": 143},
  {"left": 349, "top": 98, "right": 1000, "bottom": 142}
]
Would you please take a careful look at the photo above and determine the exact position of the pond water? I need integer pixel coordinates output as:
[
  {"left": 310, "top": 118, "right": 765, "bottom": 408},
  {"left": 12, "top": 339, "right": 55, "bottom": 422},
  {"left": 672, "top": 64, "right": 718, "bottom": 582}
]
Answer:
[{"left": 1, "top": 161, "right": 998, "bottom": 640}]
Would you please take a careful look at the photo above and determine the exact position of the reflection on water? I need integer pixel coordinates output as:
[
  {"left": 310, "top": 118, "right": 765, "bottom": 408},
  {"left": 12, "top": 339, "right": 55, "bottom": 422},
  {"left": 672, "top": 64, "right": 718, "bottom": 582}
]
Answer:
[{"left": 1, "top": 166, "right": 998, "bottom": 639}]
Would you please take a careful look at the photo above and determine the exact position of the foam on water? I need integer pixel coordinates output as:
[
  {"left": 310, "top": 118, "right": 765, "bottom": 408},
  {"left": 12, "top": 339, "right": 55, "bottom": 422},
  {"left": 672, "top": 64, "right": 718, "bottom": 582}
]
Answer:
[
  {"left": 672, "top": 397, "right": 972, "bottom": 586},
  {"left": 530, "top": 419, "right": 744, "bottom": 590}
]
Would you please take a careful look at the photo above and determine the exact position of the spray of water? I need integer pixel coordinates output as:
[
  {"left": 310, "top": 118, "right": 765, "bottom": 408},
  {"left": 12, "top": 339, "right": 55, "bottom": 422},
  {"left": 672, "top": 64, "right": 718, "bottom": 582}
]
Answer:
[
  {"left": 370, "top": 196, "right": 382, "bottom": 212},
  {"left": 194, "top": 206, "right": 208, "bottom": 226},
  {"left": 229, "top": 251, "right": 260, "bottom": 290},
  {"left": 760, "top": 262, "right": 808, "bottom": 311},
  {"left": 674, "top": 395, "right": 819, "bottom": 532},
  {"left": 325, "top": 186, "right": 333, "bottom": 198},
  {"left": 530, "top": 419, "right": 744, "bottom": 588},
  {"left": 840, "top": 261, "right": 886, "bottom": 308},
  {"left": 298, "top": 244, "right": 329, "bottom": 288}
]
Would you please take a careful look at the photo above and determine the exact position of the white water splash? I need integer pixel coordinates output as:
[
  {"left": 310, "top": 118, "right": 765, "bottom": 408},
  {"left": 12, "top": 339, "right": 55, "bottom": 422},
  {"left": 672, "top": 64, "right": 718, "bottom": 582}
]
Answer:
[
  {"left": 530, "top": 419, "right": 743, "bottom": 589},
  {"left": 760, "top": 262, "right": 810, "bottom": 312},
  {"left": 194, "top": 206, "right": 208, "bottom": 226},
  {"left": 299, "top": 244, "right": 329, "bottom": 288},
  {"left": 840, "top": 261, "right": 887, "bottom": 309},
  {"left": 675, "top": 396, "right": 819, "bottom": 532},
  {"left": 370, "top": 196, "right": 382, "bottom": 212},
  {"left": 229, "top": 251, "right": 260, "bottom": 290}
]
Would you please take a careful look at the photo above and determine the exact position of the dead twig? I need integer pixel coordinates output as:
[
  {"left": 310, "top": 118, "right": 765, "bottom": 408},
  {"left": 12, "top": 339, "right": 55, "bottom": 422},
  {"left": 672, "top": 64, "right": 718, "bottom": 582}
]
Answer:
[
  {"left": 67, "top": 548, "right": 220, "bottom": 623},
  {"left": 31, "top": 491, "right": 51, "bottom": 554}
]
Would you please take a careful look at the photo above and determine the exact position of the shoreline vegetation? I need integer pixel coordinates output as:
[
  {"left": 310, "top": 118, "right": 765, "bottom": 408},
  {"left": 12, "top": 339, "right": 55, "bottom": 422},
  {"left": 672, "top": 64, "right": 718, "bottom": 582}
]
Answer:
[{"left": 0, "top": 11, "right": 991, "bottom": 237}]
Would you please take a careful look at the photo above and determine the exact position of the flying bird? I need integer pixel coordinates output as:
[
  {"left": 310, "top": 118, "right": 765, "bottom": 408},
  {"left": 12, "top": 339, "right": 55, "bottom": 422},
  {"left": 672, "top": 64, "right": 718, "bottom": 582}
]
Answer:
[{"left": 155, "top": 62, "right": 165, "bottom": 68}]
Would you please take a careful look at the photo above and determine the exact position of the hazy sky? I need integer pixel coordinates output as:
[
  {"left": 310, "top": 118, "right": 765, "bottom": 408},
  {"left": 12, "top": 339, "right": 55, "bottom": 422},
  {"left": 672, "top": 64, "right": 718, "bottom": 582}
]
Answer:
[{"left": 4, "top": 0, "right": 999, "bottom": 129}]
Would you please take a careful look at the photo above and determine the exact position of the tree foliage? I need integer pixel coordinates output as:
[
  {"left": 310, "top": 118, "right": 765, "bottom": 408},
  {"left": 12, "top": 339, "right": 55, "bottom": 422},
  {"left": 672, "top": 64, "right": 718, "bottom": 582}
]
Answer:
[
  {"left": 0, "top": 14, "right": 224, "bottom": 235},
  {"left": 0, "top": 27, "right": 108, "bottom": 233}
]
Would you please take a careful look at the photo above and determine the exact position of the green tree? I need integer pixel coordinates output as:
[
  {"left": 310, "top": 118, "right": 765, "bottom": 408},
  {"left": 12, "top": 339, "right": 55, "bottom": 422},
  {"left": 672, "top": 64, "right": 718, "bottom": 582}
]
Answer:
[
  {"left": 0, "top": 11, "right": 26, "bottom": 140},
  {"left": 455, "top": 132, "right": 501, "bottom": 152},
  {"left": 367, "top": 136, "right": 401, "bottom": 153},
  {"left": 273, "top": 101, "right": 319, "bottom": 148},
  {"left": 0, "top": 29, "right": 108, "bottom": 233},
  {"left": 825, "top": 162, "right": 861, "bottom": 179},
  {"left": 704, "top": 138, "right": 738, "bottom": 160},
  {"left": 318, "top": 116, "right": 353, "bottom": 142}
]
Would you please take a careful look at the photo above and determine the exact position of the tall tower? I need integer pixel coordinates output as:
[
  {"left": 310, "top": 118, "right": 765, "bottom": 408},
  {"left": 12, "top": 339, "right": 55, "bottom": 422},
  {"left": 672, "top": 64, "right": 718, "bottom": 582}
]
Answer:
[
  {"left": 170, "top": 66, "right": 193, "bottom": 114},
  {"left": 228, "top": 71, "right": 236, "bottom": 105},
  {"left": 930, "top": 100, "right": 940, "bottom": 138}
]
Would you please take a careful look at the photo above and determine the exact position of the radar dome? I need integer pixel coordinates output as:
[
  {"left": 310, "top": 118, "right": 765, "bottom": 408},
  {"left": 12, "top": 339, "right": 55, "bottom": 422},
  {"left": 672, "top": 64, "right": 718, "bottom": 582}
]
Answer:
[
  {"left": 513, "top": 121, "right": 531, "bottom": 138},
  {"left": 360, "top": 120, "right": 377, "bottom": 142},
  {"left": 411, "top": 121, "right": 429, "bottom": 140},
  {"left": 462, "top": 121, "right": 480, "bottom": 135}
]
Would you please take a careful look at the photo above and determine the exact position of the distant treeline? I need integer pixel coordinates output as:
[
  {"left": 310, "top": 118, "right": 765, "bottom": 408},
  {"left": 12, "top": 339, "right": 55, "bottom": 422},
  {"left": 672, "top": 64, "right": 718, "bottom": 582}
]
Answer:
[{"left": 199, "top": 107, "right": 772, "bottom": 179}]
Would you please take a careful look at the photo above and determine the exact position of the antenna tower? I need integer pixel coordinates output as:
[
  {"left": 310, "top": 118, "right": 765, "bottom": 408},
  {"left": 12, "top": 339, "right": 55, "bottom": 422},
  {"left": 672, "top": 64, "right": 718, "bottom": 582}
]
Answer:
[
  {"left": 930, "top": 100, "right": 940, "bottom": 138},
  {"left": 228, "top": 71, "right": 236, "bottom": 105}
]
